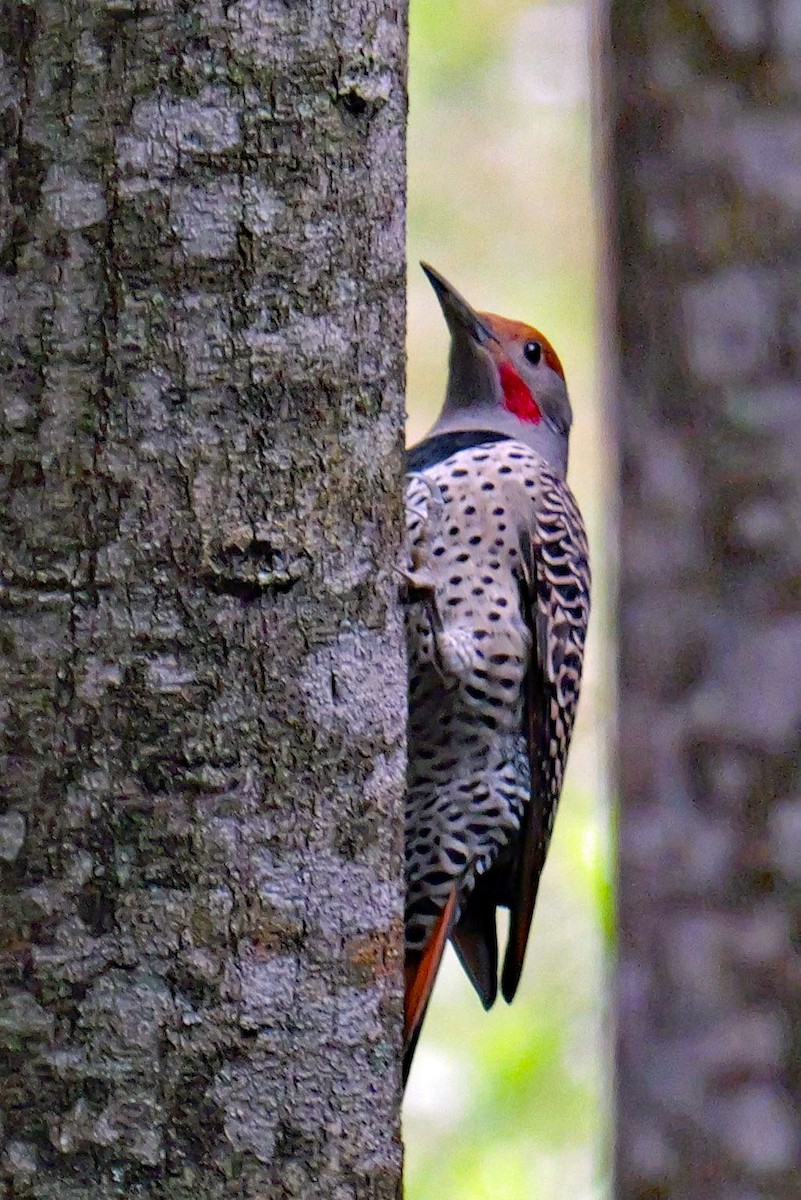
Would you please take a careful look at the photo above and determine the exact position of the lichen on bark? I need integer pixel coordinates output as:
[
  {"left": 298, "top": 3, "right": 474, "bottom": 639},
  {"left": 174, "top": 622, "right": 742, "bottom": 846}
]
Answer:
[{"left": 0, "top": 2, "right": 407, "bottom": 1196}]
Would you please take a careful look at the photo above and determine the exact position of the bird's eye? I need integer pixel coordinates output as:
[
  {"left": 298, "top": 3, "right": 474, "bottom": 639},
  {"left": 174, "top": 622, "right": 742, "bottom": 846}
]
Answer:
[{"left": 523, "top": 341, "right": 542, "bottom": 365}]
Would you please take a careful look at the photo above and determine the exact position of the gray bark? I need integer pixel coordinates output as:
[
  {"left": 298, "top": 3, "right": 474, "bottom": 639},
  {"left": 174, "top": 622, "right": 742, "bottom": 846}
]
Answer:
[
  {"left": 606, "top": 2, "right": 801, "bottom": 1197},
  {"left": 0, "top": 2, "right": 407, "bottom": 1197}
]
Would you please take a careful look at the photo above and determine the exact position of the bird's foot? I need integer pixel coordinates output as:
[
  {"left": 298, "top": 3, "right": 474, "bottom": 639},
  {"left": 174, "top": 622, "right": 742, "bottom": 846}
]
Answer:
[{"left": 397, "top": 547, "right": 438, "bottom": 605}]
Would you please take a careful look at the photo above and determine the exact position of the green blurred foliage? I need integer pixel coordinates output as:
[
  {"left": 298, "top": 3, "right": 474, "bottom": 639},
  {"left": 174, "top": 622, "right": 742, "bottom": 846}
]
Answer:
[{"left": 404, "top": 2, "right": 612, "bottom": 1197}]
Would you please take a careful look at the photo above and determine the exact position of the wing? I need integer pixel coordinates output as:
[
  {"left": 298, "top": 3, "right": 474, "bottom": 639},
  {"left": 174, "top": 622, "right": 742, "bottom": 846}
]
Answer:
[{"left": 501, "top": 473, "right": 590, "bottom": 1003}]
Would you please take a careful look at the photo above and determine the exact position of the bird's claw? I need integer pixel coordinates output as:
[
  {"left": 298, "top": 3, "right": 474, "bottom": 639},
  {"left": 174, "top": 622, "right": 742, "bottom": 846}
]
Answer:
[
  {"left": 397, "top": 547, "right": 438, "bottom": 604},
  {"left": 397, "top": 565, "right": 437, "bottom": 600}
]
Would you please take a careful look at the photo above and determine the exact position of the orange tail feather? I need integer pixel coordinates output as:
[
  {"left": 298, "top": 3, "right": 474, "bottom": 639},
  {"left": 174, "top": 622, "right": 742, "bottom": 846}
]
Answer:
[{"left": 403, "top": 889, "right": 458, "bottom": 1085}]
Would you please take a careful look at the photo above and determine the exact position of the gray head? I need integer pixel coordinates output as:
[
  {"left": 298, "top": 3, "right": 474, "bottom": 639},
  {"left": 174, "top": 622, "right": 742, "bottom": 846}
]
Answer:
[{"left": 422, "top": 263, "right": 573, "bottom": 477}]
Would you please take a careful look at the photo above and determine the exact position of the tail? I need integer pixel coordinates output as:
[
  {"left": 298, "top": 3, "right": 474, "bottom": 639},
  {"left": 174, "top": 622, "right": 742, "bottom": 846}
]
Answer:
[{"left": 403, "top": 889, "right": 458, "bottom": 1086}]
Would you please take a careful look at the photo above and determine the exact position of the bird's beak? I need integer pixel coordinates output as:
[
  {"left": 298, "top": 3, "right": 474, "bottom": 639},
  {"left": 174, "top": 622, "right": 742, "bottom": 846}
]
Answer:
[{"left": 421, "top": 263, "right": 498, "bottom": 348}]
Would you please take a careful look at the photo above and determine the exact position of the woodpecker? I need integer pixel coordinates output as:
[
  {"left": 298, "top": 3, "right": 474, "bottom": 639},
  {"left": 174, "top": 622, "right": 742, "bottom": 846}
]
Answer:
[{"left": 403, "top": 264, "right": 590, "bottom": 1082}]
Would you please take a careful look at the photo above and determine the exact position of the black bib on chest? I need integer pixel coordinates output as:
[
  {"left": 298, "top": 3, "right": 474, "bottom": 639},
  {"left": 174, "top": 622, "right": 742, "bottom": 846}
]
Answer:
[{"left": 406, "top": 430, "right": 510, "bottom": 473}]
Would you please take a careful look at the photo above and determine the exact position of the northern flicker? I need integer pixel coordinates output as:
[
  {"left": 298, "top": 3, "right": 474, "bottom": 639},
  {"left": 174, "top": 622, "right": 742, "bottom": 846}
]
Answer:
[{"left": 403, "top": 264, "right": 590, "bottom": 1082}]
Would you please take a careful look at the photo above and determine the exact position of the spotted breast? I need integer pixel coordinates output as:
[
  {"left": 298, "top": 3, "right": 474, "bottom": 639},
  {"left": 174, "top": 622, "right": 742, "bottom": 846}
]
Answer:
[{"left": 403, "top": 430, "right": 590, "bottom": 1076}]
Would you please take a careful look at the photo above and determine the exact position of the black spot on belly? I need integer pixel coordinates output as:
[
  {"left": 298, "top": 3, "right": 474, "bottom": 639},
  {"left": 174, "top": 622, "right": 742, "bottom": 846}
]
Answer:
[{"left": 445, "top": 845, "right": 468, "bottom": 867}]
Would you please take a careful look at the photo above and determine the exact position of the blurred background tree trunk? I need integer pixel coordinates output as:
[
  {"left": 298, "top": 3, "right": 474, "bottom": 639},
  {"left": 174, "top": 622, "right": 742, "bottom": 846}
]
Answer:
[
  {"left": 0, "top": 2, "right": 406, "bottom": 1196},
  {"left": 607, "top": 2, "right": 801, "bottom": 1196}
]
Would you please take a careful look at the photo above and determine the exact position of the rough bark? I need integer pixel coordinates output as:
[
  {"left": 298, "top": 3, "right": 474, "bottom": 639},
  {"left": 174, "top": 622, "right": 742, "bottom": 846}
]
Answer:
[
  {"left": 606, "top": 2, "right": 801, "bottom": 1198},
  {"left": 0, "top": 2, "right": 407, "bottom": 1197}
]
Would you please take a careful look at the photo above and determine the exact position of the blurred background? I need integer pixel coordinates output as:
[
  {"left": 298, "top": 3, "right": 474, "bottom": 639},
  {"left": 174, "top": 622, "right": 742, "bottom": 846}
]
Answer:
[{"left": 403, "top": 1, "right": 612, "bottom": 1197}]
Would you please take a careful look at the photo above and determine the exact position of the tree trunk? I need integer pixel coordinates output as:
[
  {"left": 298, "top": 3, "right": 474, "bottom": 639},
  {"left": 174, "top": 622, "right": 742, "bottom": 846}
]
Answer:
[
  {"left": 607, "top": 2, "right": 801, "bottom": 1196},
  {"left": 0, "top": 3, "right": 407, "bottom": 1197}
]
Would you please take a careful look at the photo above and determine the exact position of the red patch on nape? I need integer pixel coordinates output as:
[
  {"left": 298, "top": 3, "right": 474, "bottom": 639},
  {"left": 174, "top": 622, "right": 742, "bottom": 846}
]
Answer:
[{"left": 499, "top": 361, "right": 541, "bottom": 424}]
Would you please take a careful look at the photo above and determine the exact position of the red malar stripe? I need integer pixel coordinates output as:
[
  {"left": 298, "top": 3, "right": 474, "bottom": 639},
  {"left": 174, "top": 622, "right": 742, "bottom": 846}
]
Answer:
[{"left": 499, "top": 361, "right": 541, "bottom": 424}]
